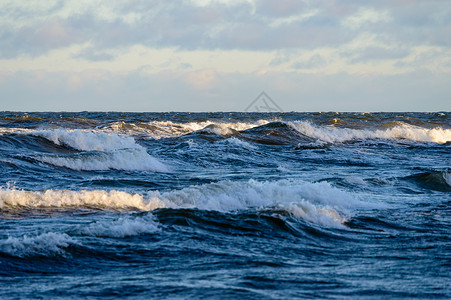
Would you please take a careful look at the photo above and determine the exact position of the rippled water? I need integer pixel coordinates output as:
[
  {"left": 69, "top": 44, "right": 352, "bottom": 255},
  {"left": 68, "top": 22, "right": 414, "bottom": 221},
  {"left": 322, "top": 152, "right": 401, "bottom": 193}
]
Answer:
[{"left": 0, "top": 112, "right": 450, "bottom": 298}]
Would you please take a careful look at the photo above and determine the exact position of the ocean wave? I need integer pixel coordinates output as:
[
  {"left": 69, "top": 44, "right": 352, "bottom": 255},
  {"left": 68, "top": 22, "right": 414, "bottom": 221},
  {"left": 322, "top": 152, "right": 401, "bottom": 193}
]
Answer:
[
  {"left": 289, "top": 121, "right": 451, "bottom": 144},
  {"left": 0, "top": 180, "right": 374, "bottom": 228},
  {"left": 36, "top": 148, "right": 170, "bottom": 172},
  {"left": 192, "top": 124, "right": 239, "bottom": 137},
  {"left": 32, "top": 129, "right": 140, "bottom": 151},
  {"left": 25, "top": 129, "right": 170, "bottom": 172},
  {"left": 240, "top": 121, "right": 311, "bottom": 145},
  {"left": 4, "top": 120, "right": 448, "bottom": 145},
  {"left": 404, "top": 170, "right": 451, "bottom": 192},
  {"left": 80, "top": 215, "right": 160, "bottom": 238},
  {"left": 225, "top": 137, "right": 257, "bottom": 150},
  {"left": 0, "top": 188, "right": 165, "bottom": 210},
  {"left": 107, "top": 120, "right": 269, "bottom": 139},
  {"left": 0, "top": 232, "right": 76, "bottom": 258}
]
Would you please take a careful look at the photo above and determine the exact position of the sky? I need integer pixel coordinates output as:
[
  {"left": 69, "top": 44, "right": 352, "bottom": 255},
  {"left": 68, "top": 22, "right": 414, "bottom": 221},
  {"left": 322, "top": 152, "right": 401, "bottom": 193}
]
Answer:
[{"left": 1, "top": 0, "right": 450, "bottom": 112}]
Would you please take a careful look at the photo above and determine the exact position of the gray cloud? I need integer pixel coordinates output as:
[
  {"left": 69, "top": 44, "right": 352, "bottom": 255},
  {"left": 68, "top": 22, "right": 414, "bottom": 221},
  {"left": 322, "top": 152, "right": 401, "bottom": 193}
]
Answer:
[
  {"left": 291, "top": 54, "right": 328, "bottom": 69},
  {"left": 343, "top": 46, "right": 411, "bottom": 63},
  {"left": 2, "top": 1, "right": 450, "bottom": 59},
  {"left": 73, "top": 47, "right": 116, "bottom": 61}
]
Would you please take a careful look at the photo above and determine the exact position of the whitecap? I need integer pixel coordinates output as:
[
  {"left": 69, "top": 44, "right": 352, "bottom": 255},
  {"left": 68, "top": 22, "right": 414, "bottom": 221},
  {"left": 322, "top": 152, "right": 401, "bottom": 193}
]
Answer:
[
  {"left": 0, "top": 180, "right": 377, "bottom": 228},
  {"left": 0, "top": 232, "right": 76, "bottom": 257},
  {"left": 0, "top": 188, "right": 165, "bottom": 210},
  {"left": 36, "top": 148, "right": 170, "bottom": 172},
  {"left": 80, "top": 215, "right": 160, "bottom": 238},
  {"left": 107, "top": 120, "right": 269, "bottom": 139},
  {"left": 32, "top": 129, "right": 140, "bottom": 151},
  {"left": 289, "top": 121, "right": 451, "bottom": 144},
  {"left": 225, "top": 137, "right": 257, "bottom": 149}
]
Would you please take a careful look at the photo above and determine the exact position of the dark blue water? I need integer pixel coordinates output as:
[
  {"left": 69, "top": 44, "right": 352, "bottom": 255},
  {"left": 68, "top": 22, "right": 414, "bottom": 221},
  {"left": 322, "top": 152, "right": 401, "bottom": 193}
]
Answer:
[{"left": 0, "top": 112, "right": 450, "bottom": 299}]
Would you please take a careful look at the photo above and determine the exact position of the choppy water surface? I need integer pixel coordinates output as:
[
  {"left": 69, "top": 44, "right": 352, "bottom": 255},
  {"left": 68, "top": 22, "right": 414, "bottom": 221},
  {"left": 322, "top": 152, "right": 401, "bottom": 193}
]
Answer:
[{"left": 0, "top": 112, "right": 450, "bottom": 298}]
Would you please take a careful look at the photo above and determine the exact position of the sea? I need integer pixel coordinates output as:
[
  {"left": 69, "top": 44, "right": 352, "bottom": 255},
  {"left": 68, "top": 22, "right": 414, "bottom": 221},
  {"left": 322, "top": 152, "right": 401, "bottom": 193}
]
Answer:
[{"left": 0, "top": 111, "right": 449, "bottom": 299}]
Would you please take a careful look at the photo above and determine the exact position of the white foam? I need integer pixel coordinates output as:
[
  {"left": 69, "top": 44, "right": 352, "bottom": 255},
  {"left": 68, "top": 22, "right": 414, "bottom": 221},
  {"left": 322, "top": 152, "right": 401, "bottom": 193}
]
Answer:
[
  {"left": 27, "top": 129, "right": 170, "bottom": 172},
  {"left": 288, "top": 202, "right": 347, "bottom": 228},
  {"left": 157, "top": 180, "right": 372, "bottom": 227},
  {"left": 0, "top": 127, "right": 36, "bottom": 135},
  {"left": 197, "top": 124, "right": 236, "bottom": 136},
  {"left": 289, "top": 121, "right": 451, "bottom": 144},
  {"left": 0, "top": 180, "right": 374, "bottom": 227},
  {"left": 33, "top": 129, "right": 140, "bottom": 151},
  {"left": 158, "top": 179, "right": 370, "bottom": 227},
  {"left": 108, "top": 120, "right": 269, "bottom": 139},
  {"left": 36, "top": 148, "right": 170, "bottom": 172},
  {"left": 81, "top": 215, "right": 159, "bottom": 238},
  {"left": 0, "top": 232, "right": 76, "bottom": 257},
  {"left": 345, "top": 176, "right": 367, "bottom": 186},
  {"left": 0, "top": 188, "right": 165, "bottom": 210},
  {"left": 443, "top": 171, "right": 451, "bottom": 187},
  {"left": 225, "top": 137, "right": 257, "bottom": 149}
]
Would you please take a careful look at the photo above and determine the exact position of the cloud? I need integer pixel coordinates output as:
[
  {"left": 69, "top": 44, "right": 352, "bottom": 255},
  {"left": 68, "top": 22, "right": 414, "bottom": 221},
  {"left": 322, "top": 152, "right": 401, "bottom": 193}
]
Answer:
[
  {"left": 2, "top": 0, "right": 450, "bottom": 58},
  {"left": 343, "top": 46, "right": 411, "bottom": 63},
  {"left": 1, "top": 69, "right": 450, "bottom": 112},
  {"left": 0, "top": 18, "right": 80, "bottom": 58},
  {"left": 256, "top": 0, "right": 305, "bottom": 17},
  {"left": 183, "top": 69, "right": 220, "bottom": 90},
  {"left": 1, "top": 1, "right": 451, "bottom": 112},
  {"left": 292, "top": 54, "right": 328, "bottom": 69}
]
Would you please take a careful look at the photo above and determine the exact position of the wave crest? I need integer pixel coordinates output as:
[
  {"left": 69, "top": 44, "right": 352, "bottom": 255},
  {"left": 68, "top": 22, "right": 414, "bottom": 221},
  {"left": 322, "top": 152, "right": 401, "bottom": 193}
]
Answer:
[
  {"left": 1, "top": 180, "right": 372, "bottom": 228},
  {"left": 289, "top": 121, "right": 451, "bottom": 143},
  {"left": 29, "top": 129, "right": 169, "bottom": 172},
  {"left": 108, "top": 120, "right": 269, "bottom": 139},
  {"left": 33, "top": 129, "right": 140, "bottom": 151},
  {"left": 36, "top": 148, "right": 169, "bottom": 172},
  {"left": 80, "top": 215, "right": 160, "bottom": 238},
  {"left": 0, "top": 232, "right": 76, "bottom": 258}
]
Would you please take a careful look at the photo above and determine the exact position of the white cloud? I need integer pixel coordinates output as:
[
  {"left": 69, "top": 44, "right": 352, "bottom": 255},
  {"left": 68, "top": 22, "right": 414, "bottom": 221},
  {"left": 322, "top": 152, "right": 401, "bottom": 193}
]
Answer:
[
  {"left": 342, "top": 8, "right": 391, "bottom": 29},
  {"left": 0, "top": 0, "right": 451, "bottom": 111}
]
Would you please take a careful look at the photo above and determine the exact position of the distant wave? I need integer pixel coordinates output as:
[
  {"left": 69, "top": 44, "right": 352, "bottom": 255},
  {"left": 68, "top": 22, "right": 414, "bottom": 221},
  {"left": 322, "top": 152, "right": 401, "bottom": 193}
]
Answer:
[
  {"left": 29, "top": 129, "right": 170, "bottom": 172},
  {"left": 289, "top": 121, "right": 451, "bottom": 144},
  {"left": 108, "top": 120, "right": 451, "bottom": 144},
  {"left": 0, "top": 180, "right": 377, "bottom": 228},
  {"left": 2, "top": 119, "right": 449, "bottom": 145},
  {"left": 107, "top": 120, "right": 269, "bottom": 139}
]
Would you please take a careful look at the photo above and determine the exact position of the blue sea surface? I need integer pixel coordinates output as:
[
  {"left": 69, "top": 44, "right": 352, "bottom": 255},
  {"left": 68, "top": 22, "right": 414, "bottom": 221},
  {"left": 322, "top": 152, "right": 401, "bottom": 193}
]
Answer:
[{"left": 0, "top": 112, "right": 450, "bottom": 298}]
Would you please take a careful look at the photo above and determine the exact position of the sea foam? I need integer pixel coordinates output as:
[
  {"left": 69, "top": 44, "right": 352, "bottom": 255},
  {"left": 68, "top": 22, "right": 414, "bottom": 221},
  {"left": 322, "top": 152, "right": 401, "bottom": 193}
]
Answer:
[
  {"left": 0, "top": 180, "right": 372, "bottom": 228},
  {"left": 37, "top": 148, "right": 169, "bottom": 172},
  {"left": 80, "top": 215, "right": 160, "bottom": 238},
  {"left": 0, "top": 188, "right": 165, "bottom": 210},
  {"left": 33, "top": 129, "right": 140, "bottom": 151},
  {"left": 0, "top": 232, "right": 76, "bottom": 257},
  {"left": 108, "top": 120, "right": 269, "bottom": 139},
  {"left": 31, "top": 129, "right": 169, "bottom": 172},
  {"left": 289, "top": 121, "right": 451, "bottom": 144}
]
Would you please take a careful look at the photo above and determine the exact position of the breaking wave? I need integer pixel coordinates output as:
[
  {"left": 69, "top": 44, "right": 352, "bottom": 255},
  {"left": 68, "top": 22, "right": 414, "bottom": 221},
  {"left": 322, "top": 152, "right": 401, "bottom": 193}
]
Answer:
[
  {"left": 36, "top": 149, "right": 169, "bottom": 172},
  {"left": 0, "top": 232, "right": 76, "bottom": 258},
  {"left": 29, "top": 129, "right": 169, "bottom": 172},
  {"left": 80, "top": 215, "right": 160, "bottom": 238},
  {"left": 108, "top": 120, "right": 269, "bottom": 139},
  {"left": 0, "top": 188, "right": 164, "bottom": 210},
  {"left": 0, "top": 180, "right": 373, "bottom": 228},
  {"left": 404, "top": 170, "right": 451, "bottom": 192},
  {"left": 32, "top": 129, "right": 141, "bottom": 151},
  {"left": 289, "top": 121, "right": 451, "bottom": 144}
]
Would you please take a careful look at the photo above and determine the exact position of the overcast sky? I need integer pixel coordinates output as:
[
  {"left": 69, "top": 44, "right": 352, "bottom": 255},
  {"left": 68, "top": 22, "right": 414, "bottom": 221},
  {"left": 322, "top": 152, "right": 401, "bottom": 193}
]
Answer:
[{"left": 1, "top": 0, "right": 450, "bottom": 112}]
